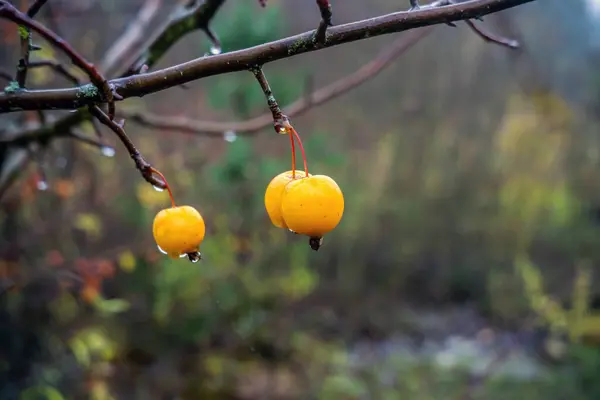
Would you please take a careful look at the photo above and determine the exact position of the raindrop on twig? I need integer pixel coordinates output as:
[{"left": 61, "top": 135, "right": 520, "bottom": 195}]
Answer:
[
  {"left": 100, "top": 146, "right": 115, "bottom": 157},
  {"left": 223, "top": 130, "right": 238, "bottom": 143}
]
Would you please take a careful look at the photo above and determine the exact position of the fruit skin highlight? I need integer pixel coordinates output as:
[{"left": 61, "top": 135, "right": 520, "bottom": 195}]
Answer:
[
  {"left": 281, "top": 174, "right": 344, "bottom": 242},
  {"left": 152, "top": 205, "right": 206, "bottom": 259},
  {"left": 264, "top": 170, "right": 310, "bottom": 229}
]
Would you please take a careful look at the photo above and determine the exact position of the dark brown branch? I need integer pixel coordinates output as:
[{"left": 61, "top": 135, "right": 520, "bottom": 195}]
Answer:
[
  {"left": 0, "top": 0, "right": 228, "bottom": 147},
  {"left": 88, "top": 106, "right": 166, "bottom": 189},
  {"left": 251, "top": 67, "right": 288, "bottom": 133},
  {"left": 0, "top": 0, "right": 115, "bottom": 118},
  {"left": 27, "top": 0, "right": 49, "bottom": 18},
  {"left": 15, "top": 0, "right": 48, "bottom": 88},
  {"left": 314, "top": 0, "right": 333, "bottom": 44},
  {"left": 0, "top": 0, "right": 534, "bottom": 113},
  {"left": 121, "top": 28, "right": 433, "bottom": 135},
  {"left": 113, "top": 0, "right": 226, "bottom": 77}
]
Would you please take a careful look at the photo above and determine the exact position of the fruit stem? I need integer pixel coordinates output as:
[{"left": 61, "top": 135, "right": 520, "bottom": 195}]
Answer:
[
  {"left": 290, "top": 127, "right": 308, "bottom": 177},
  {"left": 149, "top": 167, "right": 176, "bottom": 208},
  {"left": 289, "top": 130, "right": 296, "bottom": 179}
]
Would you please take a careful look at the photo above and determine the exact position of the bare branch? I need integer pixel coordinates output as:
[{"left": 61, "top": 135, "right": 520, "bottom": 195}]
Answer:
[
  {"left": 0, "top": 0, "right": 229, "bottom": 147},
  {"left": 15, "top": 0, "right": 48, "bottom": 88},
  {"left": 113, "top": 0, "right": 227, "bottom": 77},
  {"left": 27, "top": 0, "right": 49, "bottom": 18},
  {"left": 0, "top": 0, "right": 534, "bottom": 113},
  {"left": 464, "top": 19, "right": 519, "bottom": 48},
  {"left": 314, "top": 0, "right": 333, "bottom": 44},
  {"left": 88, "top": 106, "right": 166, "bottom": 189},
  {"left": 251, "top": 66, "right": 288, "bottom": 133},
  {"left": 121, "top": 28, "right": 433, "bottom": 136},
  {"left": 0, "top": 0, "right": 116, "bottom": 118}
]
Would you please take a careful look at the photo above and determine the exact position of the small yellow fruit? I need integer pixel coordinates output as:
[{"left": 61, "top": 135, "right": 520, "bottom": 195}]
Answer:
[
  {"left": 264, "top": 170, "right": 310, "bottom": 228},
  {"left": 281, "top": 174, "right": 344, "bottom": 240},
  {"left": 152, "top": 205, "right": 205, "bottom": 259}
]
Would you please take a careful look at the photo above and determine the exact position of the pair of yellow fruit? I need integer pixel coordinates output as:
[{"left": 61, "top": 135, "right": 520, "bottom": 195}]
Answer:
[
  {"left": 264, "top": 170, "right": 344, "bottom": 250},
  {"left": 151, "top": 170, "right": 344, "bottom": 260}
]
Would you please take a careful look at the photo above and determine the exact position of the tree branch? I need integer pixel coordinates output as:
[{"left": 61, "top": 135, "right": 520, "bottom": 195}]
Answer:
[
  {"left": 88, "top": 106, "right": 166, "bottom": 189},
  {"left": 464, "top": 19, "right": 519, "bottom": 48},
  {"left": 112, "top": 0, "right": 226, "bottom": 77},
  {"left": 0, "top": 0, "right": 535, "bottom": 113},
  {"left": 121, "top": 27, "right": 434, "bottom": 136},
  {"left": 0, "top": 0, "right": 116, "bottom": 118},
  {"left": 314, "top": 0, "right": 333, "bottom": 44},
  {"left": 15, "top": 0, "right": 49, "bottom": 88}
]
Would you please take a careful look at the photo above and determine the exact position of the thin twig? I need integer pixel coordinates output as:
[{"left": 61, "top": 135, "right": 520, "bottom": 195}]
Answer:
[
  {"left": 251, "top": 66, "right": 288, "bottom": 133},
  {"left": 0, "top": 0, "right": 116, "bottom": 118},
  {"left": 114, "top": 0, "right": 226, "bottom": 77},
  {"left": 0, "top": 0, "right": 533, "bottom": 112},
  {"left": 88, "top": 106, "right": 166, "bottom": 189},
  {"left": 27, "top": 0, "right": 49, "bottom": 18},
  {"left": 314, "top": 0, "right": 333, "bottom": 44},
  {"left": 464, "top": 19, "right": 519, "bottom": 48},
  {"left": 15, "top": 0, "right": 49, "bottom": 88}
]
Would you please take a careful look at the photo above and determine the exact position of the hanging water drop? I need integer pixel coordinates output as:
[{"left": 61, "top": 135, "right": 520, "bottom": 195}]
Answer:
[
  {"left": 209, "top": 45, "right": 222, "bottom": 55},
  {"left": 179, "top": 253, "right": 187, "bottom": 258},
  {"left": 223, "top": 130, "right": 237, "bottom": 143},
  {"left": 101, "top": 146, "right": 115, "bottom": 157},
  {"left": 152, "top": 185, "right": 164, "bottom": 192},
  {"left": 37, "top": 180, "right": 48, "bottom": 191},
  {"left": 157, "top": 244, "right": 167, "bottom": 255},
  {"left": 187, "top": 252, "right": 201, "bottom": 263}
]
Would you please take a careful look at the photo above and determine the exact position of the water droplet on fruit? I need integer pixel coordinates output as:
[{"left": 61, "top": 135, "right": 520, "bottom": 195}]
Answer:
[
  {"left": 179, "top": 253, "right": 186, "bottom": 258},
  {"left": 187, "top": 252, "right": 201, "bottom": 263},
  {"left": 152, "top": 185, "right": 164, "bottom": 192},
  {"left": 157, "top": 245, "right": 167, "bottom": 255},
  {"left": 37, "top": 180, "right": 48, "bottom": 191},
  {"left": 209, "top": 45, "right": 222, "bottom": 55},
  {"left": 100, "top": 146, "right": 115, "bottom": 157},
  {"left": 223, "top": 130, "right": 237, "bottom": 142}
]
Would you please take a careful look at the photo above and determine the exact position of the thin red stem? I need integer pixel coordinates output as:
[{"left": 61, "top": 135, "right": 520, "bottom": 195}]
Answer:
[
  {"left": 289, "top": 131, "right": 296, "bottom": 178},
  {"left": 149, "top": 167, "right": 176, "bottom": 208},
  {"left": 290, "top": 127, "right": 308, "bottom": 177}
]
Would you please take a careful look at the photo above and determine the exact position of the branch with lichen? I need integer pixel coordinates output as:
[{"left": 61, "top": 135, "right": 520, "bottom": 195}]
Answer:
[
  {"left": 0, "top": 0, "right": 534, "bottom": 113},
  {"left": 0, "top": 0, "right": 117, "bottom": 119},
  {"left": 0, "top": 0, "right": 528, "bottom": 201}
]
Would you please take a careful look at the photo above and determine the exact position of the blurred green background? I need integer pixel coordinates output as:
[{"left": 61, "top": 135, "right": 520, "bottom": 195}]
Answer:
[{"left": 2, "top": 0, "right": 600, "bottom": 399}]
